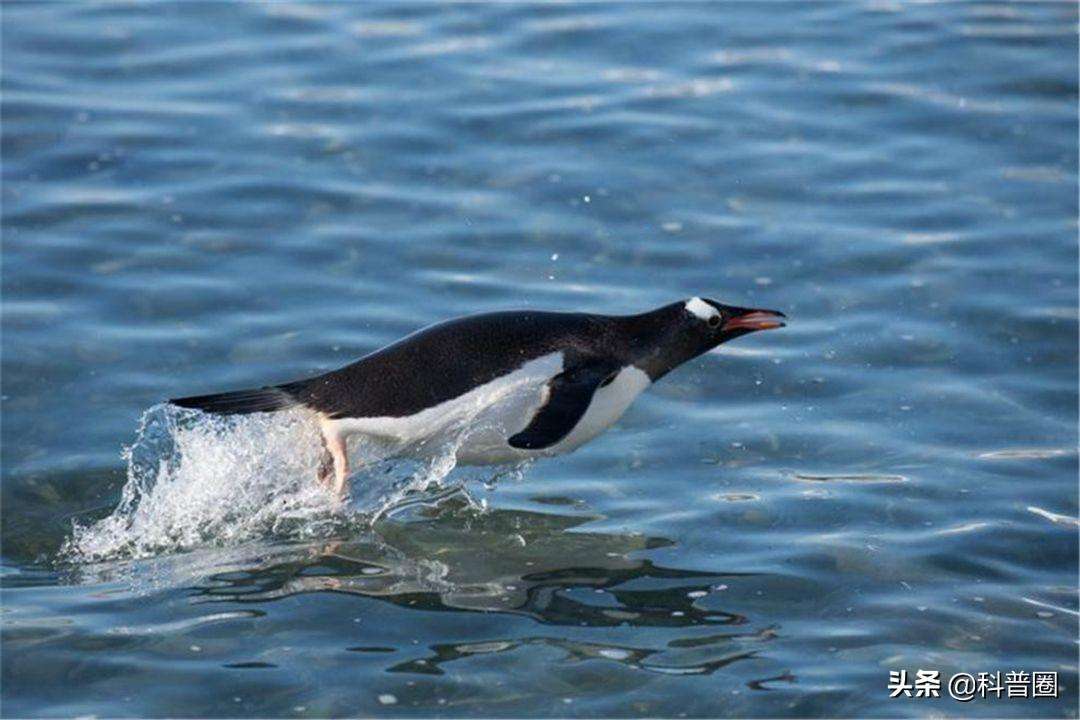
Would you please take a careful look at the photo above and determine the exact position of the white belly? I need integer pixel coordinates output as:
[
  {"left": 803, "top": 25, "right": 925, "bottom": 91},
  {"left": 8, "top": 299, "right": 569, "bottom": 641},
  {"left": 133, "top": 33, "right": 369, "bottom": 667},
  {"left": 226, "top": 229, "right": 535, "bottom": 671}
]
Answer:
[
  {"left": 326, "top": 354, "right": 650, "bottom": 466},
  {"left": 328, "top": 353, "right": 559, "bottom": 465}
]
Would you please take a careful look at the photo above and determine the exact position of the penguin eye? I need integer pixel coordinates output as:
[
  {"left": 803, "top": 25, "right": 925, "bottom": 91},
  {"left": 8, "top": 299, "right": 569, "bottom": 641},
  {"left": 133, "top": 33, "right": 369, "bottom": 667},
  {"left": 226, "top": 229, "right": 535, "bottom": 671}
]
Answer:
[{"left": 707, "top": 314, "right": 722, "bottom": 328}]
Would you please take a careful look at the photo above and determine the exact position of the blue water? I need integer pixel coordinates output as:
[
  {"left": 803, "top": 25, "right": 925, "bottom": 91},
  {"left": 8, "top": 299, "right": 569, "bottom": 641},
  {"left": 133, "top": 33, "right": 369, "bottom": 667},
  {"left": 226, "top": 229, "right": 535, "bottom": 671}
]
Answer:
[{"left": 2, "top": 2, "right": 1077, "bottom": 717}]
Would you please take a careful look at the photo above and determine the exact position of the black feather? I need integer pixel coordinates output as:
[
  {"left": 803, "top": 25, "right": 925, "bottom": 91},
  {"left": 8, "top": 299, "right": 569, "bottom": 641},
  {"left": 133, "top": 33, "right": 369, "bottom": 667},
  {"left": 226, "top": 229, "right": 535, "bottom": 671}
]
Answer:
[{"left": 170, "top": 385, "right": 300, "bottom": 415}]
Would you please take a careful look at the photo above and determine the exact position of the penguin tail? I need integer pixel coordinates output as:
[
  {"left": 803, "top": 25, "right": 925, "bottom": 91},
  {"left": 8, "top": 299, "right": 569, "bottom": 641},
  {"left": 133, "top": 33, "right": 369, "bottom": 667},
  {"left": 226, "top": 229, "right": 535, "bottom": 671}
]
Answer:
[{"left": 169, "top": 383, "right": 303, "bottom": 416}]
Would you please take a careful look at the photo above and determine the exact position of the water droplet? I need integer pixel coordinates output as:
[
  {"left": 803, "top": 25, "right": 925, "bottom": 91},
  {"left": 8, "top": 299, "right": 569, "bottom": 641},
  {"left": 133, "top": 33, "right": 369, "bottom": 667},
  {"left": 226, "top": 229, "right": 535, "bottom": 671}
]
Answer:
[{"left": 598, "top": 648, "right": 631, "bottom": 660}]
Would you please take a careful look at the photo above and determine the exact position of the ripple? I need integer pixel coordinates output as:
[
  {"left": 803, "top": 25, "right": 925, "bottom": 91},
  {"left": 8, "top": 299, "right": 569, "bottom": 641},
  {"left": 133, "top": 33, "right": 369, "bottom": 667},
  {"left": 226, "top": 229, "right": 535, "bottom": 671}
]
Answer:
[
  {"left": 1002, "top": 166, "right": 1069, "bottom": 184},
  {"left": 109, "top": 611, "right": 258, "bottom": 637},
  {"left": 977, "top": 448, "right": 1074, "bottom": 460},
  {"left": 347, "top": 20, "right": 424, "bottom": 38},
  {"left": 1027, "top": 506, "right": 1080, "bottom": 528},
  {"left": 405, "top": 35, "right": 492, "bottom": 58},
  {"left": 791, "top": 472, "right": 908, "bottom": 484},
  {"left": 708, "top": 47, "right": 856, "bottom": 75},
  {"left": 713, "top": 493, "right": 761, "bottom": 503},
  {"left": 902, "top": 231, "right": 962, "bottom": 245},
  {"left": 642, "top": 76, "right": 735, "bottom": 99},
  {"left": 959, "top": 22, "right": 1077, "bottom": 38},
  {"left": 866, "top": 81, "right": 1004, "bottom": 114},
  {"left": 929, "top": 521, "right": 995, "bottom": 537},
  {"left": 1022, "top": 597, "right": 1080, "bottom": 618},
  {"left": 524, "top": 15, "right": 612, "bottom": 34},
  {"left": 263, "top": 3, "right": 337, "bottom": 22}
]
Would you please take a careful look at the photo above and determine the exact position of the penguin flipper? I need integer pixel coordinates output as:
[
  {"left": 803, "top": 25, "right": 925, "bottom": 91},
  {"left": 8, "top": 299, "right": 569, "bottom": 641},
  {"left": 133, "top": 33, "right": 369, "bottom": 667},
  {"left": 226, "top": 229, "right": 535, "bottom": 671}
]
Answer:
[{"left": 508, "top": 361, "right": 617, "bottom": 450}]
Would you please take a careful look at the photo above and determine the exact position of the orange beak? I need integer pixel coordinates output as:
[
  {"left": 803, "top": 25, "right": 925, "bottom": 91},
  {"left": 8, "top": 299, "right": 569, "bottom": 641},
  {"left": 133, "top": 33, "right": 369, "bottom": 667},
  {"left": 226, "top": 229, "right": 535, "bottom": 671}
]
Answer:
[{"left": 721, "top": 309, "right": 787, "bottom": 332}]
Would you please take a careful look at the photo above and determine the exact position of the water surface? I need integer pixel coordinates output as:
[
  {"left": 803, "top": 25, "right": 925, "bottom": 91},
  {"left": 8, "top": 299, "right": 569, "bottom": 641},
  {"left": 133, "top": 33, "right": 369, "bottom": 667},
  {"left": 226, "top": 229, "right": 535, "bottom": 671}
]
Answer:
[{"left": 2, "top": 2, "right": 1077, "bottom": 717}]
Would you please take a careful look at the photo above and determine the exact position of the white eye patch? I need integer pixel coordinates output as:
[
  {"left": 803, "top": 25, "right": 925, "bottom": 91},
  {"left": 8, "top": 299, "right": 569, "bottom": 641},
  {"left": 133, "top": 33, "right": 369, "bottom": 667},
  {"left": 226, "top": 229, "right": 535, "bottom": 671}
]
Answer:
[{"left": 684, "top": 297, "right": 719, "bottom": 323}]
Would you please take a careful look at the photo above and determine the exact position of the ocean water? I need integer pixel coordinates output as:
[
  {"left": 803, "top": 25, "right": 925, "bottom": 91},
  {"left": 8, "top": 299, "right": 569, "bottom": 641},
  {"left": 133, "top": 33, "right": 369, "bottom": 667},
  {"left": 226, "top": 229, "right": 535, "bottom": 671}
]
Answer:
[{"left": 2, "top": 2, "right": 1077, "bottom": 717}]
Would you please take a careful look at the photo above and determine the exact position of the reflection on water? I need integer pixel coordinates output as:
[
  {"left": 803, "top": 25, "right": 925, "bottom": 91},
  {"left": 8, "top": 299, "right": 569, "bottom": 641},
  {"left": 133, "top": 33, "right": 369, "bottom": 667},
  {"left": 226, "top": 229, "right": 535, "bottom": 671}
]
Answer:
[
  {"left": 232, "top": 503, "right": 782, "bottom": 688},
  {"left": 14, "top": 502, "right": 793, "bottom": 710},
  {"left": 197, "top": 501, "right": 749, "bottom": 628}
]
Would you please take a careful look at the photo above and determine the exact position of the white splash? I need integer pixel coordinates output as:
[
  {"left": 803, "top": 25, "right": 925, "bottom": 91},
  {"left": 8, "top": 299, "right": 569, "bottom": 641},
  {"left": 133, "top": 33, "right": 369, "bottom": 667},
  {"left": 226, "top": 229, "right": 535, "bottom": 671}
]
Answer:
[
  {"left": 61, "top": 402, "right": 521, "bottom": 564},
  {"left": 62, "top": 405, "right": 340, "bottom": 562}
]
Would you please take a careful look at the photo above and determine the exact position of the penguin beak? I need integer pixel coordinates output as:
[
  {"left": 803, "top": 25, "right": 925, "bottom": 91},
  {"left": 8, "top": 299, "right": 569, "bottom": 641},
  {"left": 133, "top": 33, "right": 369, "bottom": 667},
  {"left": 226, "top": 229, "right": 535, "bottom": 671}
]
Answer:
[{"left": 721, "top": 308, "right": 787, "bottom": 332}]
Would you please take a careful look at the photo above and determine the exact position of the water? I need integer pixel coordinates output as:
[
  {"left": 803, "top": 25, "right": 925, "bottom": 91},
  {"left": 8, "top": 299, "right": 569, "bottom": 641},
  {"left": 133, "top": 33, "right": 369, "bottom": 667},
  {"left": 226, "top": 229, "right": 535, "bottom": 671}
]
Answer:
[{"left": 2, "top": 2, "right": 1077, "bottom": 717}]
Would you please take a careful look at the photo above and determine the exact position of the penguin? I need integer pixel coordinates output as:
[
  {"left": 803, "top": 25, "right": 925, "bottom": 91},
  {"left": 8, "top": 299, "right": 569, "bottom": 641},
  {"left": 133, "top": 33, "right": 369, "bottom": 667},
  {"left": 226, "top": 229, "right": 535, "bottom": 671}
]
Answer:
[{"left": 171, "top": 298, "right": 785, "bottom": 496}]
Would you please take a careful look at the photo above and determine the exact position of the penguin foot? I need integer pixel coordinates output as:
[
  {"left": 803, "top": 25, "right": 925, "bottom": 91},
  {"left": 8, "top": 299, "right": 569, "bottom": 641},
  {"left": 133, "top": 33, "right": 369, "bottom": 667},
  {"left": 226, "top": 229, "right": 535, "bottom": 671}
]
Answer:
[{"left": 318, "top": 418, "right": 350, "bottom": 499}]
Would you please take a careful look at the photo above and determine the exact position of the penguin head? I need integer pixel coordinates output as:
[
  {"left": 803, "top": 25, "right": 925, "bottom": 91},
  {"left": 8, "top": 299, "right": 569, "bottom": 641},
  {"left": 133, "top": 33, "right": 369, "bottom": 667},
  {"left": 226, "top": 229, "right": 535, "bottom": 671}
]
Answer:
[
  {"left": 631, "top": 297, "right": 785, "bottom": 379},
  {"left": 683, "top": 297, "right": 786, "bottom": 348}
]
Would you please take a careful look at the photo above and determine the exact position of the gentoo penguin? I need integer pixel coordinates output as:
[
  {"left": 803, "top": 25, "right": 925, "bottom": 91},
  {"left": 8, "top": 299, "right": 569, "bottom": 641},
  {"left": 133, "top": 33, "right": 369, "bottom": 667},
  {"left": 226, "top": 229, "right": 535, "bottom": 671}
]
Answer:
[{"left": 171, "top": 298, "right": 785, "bottom": 496}]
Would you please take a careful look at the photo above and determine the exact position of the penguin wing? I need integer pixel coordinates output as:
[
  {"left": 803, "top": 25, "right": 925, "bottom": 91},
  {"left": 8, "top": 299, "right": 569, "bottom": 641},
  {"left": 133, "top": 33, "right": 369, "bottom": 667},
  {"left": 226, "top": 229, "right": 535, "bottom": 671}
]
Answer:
[{"left": 508, "top": 359, "right": 619, "bottom": 450}]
